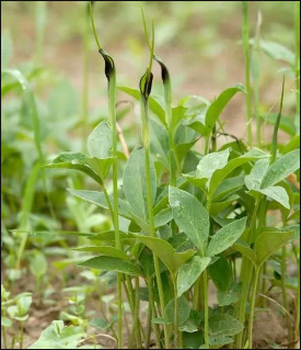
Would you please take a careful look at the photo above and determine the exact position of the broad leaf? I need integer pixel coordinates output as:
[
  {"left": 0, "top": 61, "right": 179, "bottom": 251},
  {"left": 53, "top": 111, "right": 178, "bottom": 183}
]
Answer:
[
  {"left": 177, "top": 256, "right": 211, "bottom": 297},
  {"left": 245, "top": 158, "right": 270, "bottom": 190},
  {"left": 196, "top": 148, "right": 231, "bottom": 182},
  {"left": 123, "top": 147, "right": 156, "bottom": 220},
  {"left": 208, "top": 315, "right": 244, "bottom": 337},
  {"left": 207, "top": 217, "right": 247, "bottom": 257},
  {"left": 208, "top": 256, "right": 232, "bottom": 292},
  {"left": 78, "top": 256, "right": 143, "bottom": 276},
  {"left": 261, "top": 149, "right": 300, "bottom": 188},
  {"left": 209, "top": 148, "right": 269, "bottom": 198},
  {"left": 205, "top": 84, "right": 245, "bottom": 134},
  {"left": 73, "top": 246, "right": 129, "bottom": 261},
  {"left": 258, "top": 186, "right": 290, "bottom": 209},
  {"left": 255, "top": 229, "right": 295, "bottom": 267},
  {"left": 165, "top": 296, "right": 190, "bottom": 326},
  {"left": 169, "top": 186, "right": 209, "bottom": 255},
  {"left": 87, "top": 121, "right": 112, "bottom": 159},
  {"left": 118, "top": 86, "right": 166, "bottom": 127}
]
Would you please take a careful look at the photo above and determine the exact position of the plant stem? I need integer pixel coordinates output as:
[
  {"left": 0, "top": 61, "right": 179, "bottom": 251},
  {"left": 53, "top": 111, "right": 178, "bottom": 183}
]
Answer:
[
  {"left": 134, "top": 276, "right": 142, "bottom": 349},
  {"left": 248, "top": 267, "right": 260, "bottom": 349},
  {"left": 147, "top": 277, "right": 162, "bottom": 349},
  {"left": 295, "top": 0, "right": 300, "bottom": 120},
  {"left": 252, "top": 11, "right": 262, "bottom": 147},
  {"left": 81, "top": 10, "right": 90, "bottom": 151},
  {"left": 242, "top": 1, "right": 253, "bottom": 146},
  {"left": 292, "top": 243, "right": 300, "bottom": 340},
  {"left": 203, "top": 270, "right": 210, "bottom": 348},
  {"left": 281, "top": 246, "right": 292, "bottom": 343},
  {"left": 2, "top": 326, "right": 7, "bottom": 349},
  {"left": 141, "top": 95, "right": 170, "bottom": 349},
  {"left": 19, "top": 322, "right": 24, "bottom": 349}
]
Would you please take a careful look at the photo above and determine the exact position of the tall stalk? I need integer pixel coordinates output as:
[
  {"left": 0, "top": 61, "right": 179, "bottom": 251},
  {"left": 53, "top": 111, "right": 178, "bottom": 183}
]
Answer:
[
  {"left": 242, "top": 1, "right": 253, "bottom": 146},
  {"left": 247, "top": 267, "right": 260, "bottom": 349},
  {"left": 81, "top": 4, "right": 91, "bottom": 151},
  {"left": 252, "top": 11, "right": 262, "bottom": 147},
  {"left": 295, "top": 1, "right": 300, "bottom": 121},
  {"left": 89, "top": 3, "right": 123, "bottom": 348},
  {"left": 139, "top": 25, "right": 170, "bottom": 349}
]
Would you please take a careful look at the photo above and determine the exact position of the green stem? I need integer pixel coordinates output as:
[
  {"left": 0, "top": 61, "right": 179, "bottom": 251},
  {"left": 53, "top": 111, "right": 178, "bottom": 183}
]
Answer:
[
  {"left": 81, "top": 12, "right": 90, "bottom": 151},
  {"left": 19, "top": 322, "right": 24, "bottom": 349},
  {"left": 203, "top": 270, "right": 209, "bottom": 348},
  {"left": 212, "top": 125, "right": 217, "bottom": 152},
  {"left": 292, "top": 243, "right": 300, "bottom": 340},
  {"left": 172, "top": 277, "right": 180, "bottom": 349},
  {"left": 147, "top": 277, "right": 162, "bottom": 349},
  {"left": 242, "top": 1, "right": 253, "bottom": 146},
  {"left": 295, "top": 1, "right": 300, "bottom": 120},
  {"left": 2, "top": 326, "right": 7, "bottom": 349},
  {"left": 134, "top": 276, "right": 142, "bottom": 349},
  {"left": 248, "top": 267, "right": 260, "bottom": 349},
  {"left": 142, "top": 95, "right": 170, "bottom": 348},
  {"left": 281, "top": 246, "right": 292, "bottom": 343},
  {"left": 252, "top": 11, "right": 262, "bottom": 147}
]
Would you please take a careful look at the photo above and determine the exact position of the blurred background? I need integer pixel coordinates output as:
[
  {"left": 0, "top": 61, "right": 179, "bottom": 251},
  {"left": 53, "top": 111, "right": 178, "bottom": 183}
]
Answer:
[{"left": 1, "top": 2, "right": 298, "bottom": 346}]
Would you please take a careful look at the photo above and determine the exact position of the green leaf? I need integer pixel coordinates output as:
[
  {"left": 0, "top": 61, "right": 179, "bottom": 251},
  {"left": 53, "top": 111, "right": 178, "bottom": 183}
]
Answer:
[
  {"left": 282, "top": 135, "right": 300, "bottom": 154},
  {"left": 29, "top": 252, "right": 48, "bottom": 277},
  {"left": 210, "top": 195, "right": 239, "bottom": 216},
  {"left": 217, "top": 283, "right": 241, "bottom": 306},
  {"left": 1, "top": 316, "right": 12, "bottom": 328},
  {"left": 261, "top": 149, "right": 300, "bottom": 188},
  {"left": 123, "top": 147, "right": 156, "bottom": 220},
  {"left": 209, "top": 148, "right": 269, "bottom": 198},
  {"left": 46, "top": 152, "right": 103, "bottom": 184},
  {"left": 260, "top": 113, "right": 296, "bottom": 136},
  {"left": 154, "top": 207, "right": 173, "bottom": 228},
  {"left": 208, "top": 315, "right": 244, "bottom": 337},
  {"left": 207, "top": 217, "right": 247, "bottom": 257},
  {"left": 212, "top": 175, "right": 245, "bottom": 202},
  {"left": 233, "top": 240, "right": 257, "bottom": 266},
  {"left": 205, "top": 84, "right": 245, "bottom": 134},
  {"left": 173, "top": 250, "right": 197, "bottom": 272},
  {"left": 258, "top": 186, "right": 290, "bottom": 209},
  {"left": 209, "top": 335, "right": 234, "bottom": 347},
  {"left": 169, "top": 186, "right": 209, "bottom": 255},
  {"left": 245, "top": 158, "right": 270, "bottom": 190},
  {"left": 133, "top": 235, "right": 175, "bottom": 273},
  {"left": 118, "top": 86, "right": 166, "bottom": 127},
  {"left": 73, "top": 246, "right": 130, "bottom": 261},
  {"left": 29, "top": 321, "right": 85, "bottom": 349},
  {"left": 255, "top": 229, "right": 295, "bottom": 267},
  {"left": 196, "top": 148, "right": 231, "bottom": 182},
  {"left": 86, "top": 157, "right": 113, "bottom": 181},
  {"left": 165, "top": 296, "right": 190, "bottom": 326},
  {"left": 78, "top": 256, "right": 143, "bottom": 276},
  {"left": 87, "top": 121, "right": 112, "bottom": 159},
  {"left": 177, "top": 256, "right": 211, "bottom": 297},
  {"left": 150, "top": 118, "right": 169, "bottom": 167},
  {"left": 208, "top": 256, "right": 232, "bottom": 292},
  {"left": 251, "top": 39, "right": 295, "bottom": 66}
]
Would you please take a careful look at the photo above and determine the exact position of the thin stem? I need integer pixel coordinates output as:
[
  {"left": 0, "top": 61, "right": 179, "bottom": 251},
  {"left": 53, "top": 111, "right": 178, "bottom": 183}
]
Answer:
[
  {"left": 271, "top": 76, "right": 285, "bottom": 164},
  {"left": 142, "top": 96, "right": 170, "bottom": 348},
  {"left": 81, "top": 11, "right": 90, "bottom": 151},
  {"left": 2, "top": 326, "right": 7, "bottom": 349},
  {"left": 295, "top": 1, "right": 300, "bottom": 120},
  {"left": 248, "top": 267, "right": 260, "bottom": 349},
  {"left": 281, "top": 246, "right": 292, "bottom": 343},
  {"left": 292, "top": 243, "right": 300, "bottom": 340},
  {"left": 203, "top": 270, "right": 209, "bottom": 348},
  {"left": 134, "top": 276, "right": 142, "bottom": 349},
  {"left": 172, "top": 279, "right": 179, "bottom": 348},
  {"left": 19, "top": 322, "right": 24, "bottom": 349},
  {"left": 242, "top": 1, "right": 253, "bottom": 145},
  {"left": 147, "top": 277, "right": 162, "bottom": 349},
  {"left": 252, "top": 11, "right": 262, "bottom": 147}
]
